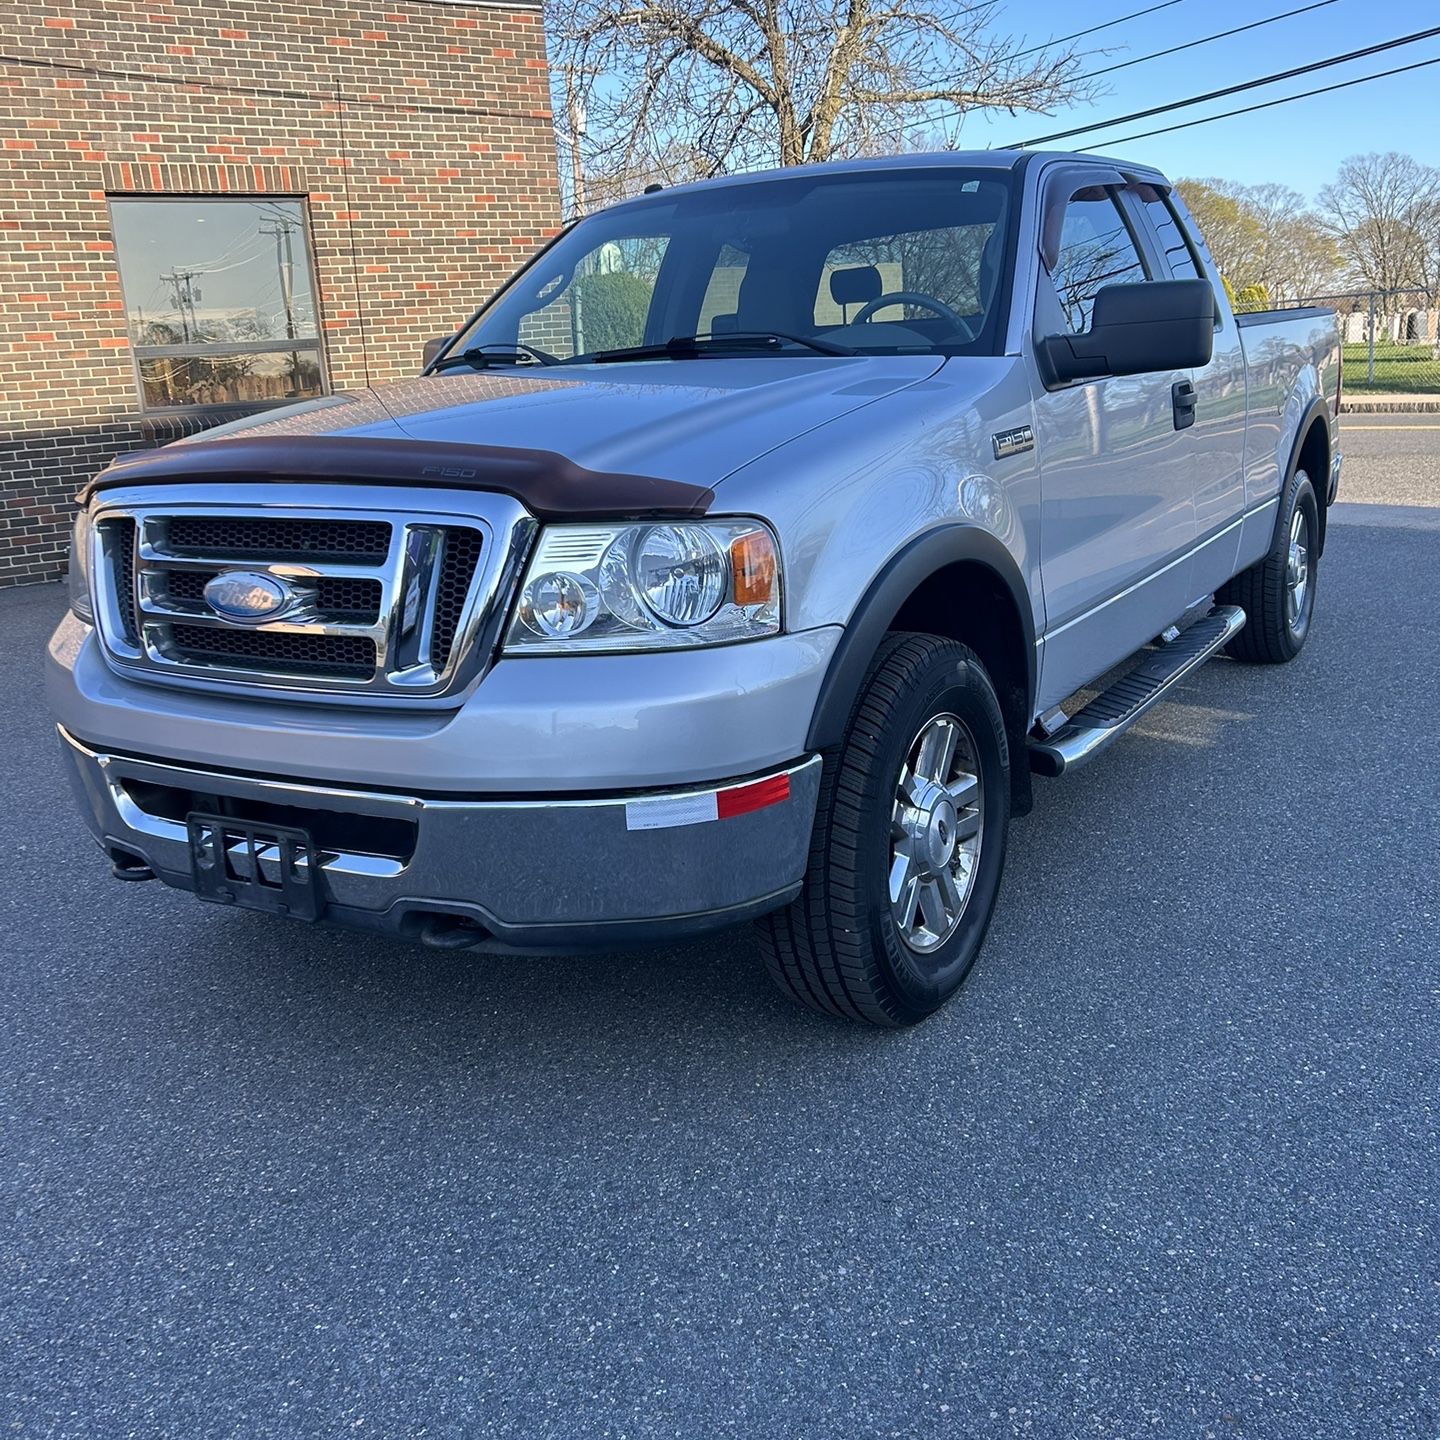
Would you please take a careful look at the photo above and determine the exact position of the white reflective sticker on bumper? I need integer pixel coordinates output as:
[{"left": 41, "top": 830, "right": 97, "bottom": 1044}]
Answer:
[{"left": 624, "top": 792, "right": 719, "bottom": 831}]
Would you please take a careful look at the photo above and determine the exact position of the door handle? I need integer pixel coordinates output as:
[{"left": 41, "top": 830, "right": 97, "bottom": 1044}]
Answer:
[{"left": 1172, "top": 379, "right": 1197, "bottom": 431}]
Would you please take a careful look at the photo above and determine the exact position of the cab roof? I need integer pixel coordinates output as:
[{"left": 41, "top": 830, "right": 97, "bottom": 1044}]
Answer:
[{"left": 598, "top": 148, "right": 1166, "bottom": 213}]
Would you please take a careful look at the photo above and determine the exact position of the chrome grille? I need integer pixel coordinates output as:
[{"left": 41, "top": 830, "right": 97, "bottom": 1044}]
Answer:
[
  {"left": 431, "top": 528, "right": 485, "bottom": 672},
  {"left": 163, "top": 569, "right": 383, "bottom": 622},
  {"left": 111, "top": 518, "right": 140, "bottom": 645},
  {"left": 165, "top": 515, "right": 391, "bottom": 560},
  {"left": 166, "top": 624, "right": 377, "bottom": 678},
  {"left": 89, "top": 496, "right": 518, "bottom": 702}
]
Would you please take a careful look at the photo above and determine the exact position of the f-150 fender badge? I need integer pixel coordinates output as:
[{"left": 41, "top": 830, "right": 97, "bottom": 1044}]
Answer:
[{"left": 992, "top": 425, "right": 1035, "bottom": 460}]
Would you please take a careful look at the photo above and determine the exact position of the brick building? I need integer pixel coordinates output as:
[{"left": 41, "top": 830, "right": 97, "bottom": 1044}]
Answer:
[{"left": 0, "top": 0, "right": 562, "bottom": 587}]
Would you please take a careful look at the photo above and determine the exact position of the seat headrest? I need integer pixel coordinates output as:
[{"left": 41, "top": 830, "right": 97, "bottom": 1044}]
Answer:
[{"left": 829, "top": 265, "right": 882, "bottom": 307}]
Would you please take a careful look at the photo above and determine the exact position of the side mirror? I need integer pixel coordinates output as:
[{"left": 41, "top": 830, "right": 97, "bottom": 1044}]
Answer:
[
  {"left": 422, "top": 335, "right": 452, "bottom": 371},
  {"left": 1039, "top": 279, "right": 1215, "bottom": 385}
]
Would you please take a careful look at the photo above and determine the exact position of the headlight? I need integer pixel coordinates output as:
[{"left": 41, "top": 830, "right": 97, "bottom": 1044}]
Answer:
[
  {"left": 505, "top": 519, "right": 781, "bottom": 653},
  {"left": 68, "top": 509, "right": 94, "bottom": 624}
]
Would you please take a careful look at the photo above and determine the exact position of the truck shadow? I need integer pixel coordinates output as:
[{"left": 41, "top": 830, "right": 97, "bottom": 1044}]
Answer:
[{"left": 113, "top": 654, "right": 1281, "bottom": 1074}]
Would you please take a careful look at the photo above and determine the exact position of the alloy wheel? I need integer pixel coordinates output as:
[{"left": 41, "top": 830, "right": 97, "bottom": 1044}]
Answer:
[{"left": 888, "top": 712, "right": 984, "bottom": 953}]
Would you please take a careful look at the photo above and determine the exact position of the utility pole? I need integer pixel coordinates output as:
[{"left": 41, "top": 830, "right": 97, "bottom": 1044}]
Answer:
[
  {"left": 261, "top": 218, "right": 299, "bottom": 390},
  {"left": 260, "top": 219, "right": 297, "bottom": 340},
  {"left": 561, "top": 68, "right": 589, "bottom": 356},
  {"left": 563, "top": 68, "right": 587, "bottom": 223},
  {"left": 161, "top": 268, "right": 202, "bottom": 342}
]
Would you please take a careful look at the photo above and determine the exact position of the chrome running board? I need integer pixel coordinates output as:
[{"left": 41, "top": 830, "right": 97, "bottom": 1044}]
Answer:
[{"left": 1028, "top": 604, "right": 1247, "bottom": 778}]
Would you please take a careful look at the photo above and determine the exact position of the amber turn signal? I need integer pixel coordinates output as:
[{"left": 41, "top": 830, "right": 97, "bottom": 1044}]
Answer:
[{"left": 730, "top": 528, "right": 777, "bottom": 607}]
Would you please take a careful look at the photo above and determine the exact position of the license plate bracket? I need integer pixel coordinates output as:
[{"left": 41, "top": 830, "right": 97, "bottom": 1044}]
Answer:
[{"left": 187, "top": 812, "right": 322, "bottom": 921}]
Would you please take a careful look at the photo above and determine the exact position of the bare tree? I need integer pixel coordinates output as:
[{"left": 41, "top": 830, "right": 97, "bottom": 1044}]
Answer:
[
  {"left": 1176, "top": 177, "right": 1340, "bottom": 301},
  {"left": 1317, "top": 152, "right": 1440, "bottom": 295},
  {"left": 1269, "top": 213, "right": 1344, "bottom": 301},
  {"left": 549, "top": 0, "right": 1092, "bottom": 197},
  {"left": 1240, "top": 183, "right": 1343, "bottom": 300}
]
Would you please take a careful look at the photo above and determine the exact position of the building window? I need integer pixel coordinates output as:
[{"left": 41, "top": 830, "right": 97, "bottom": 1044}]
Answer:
[{"left": 109, "top": 196, "right": 327, "bottom": 413}]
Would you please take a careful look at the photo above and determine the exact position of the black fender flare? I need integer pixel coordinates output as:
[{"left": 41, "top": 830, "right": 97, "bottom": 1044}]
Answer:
[
  {"left": 1281, "top": 396, "right": 1333, "bottom": 555},
  {"left": 805, "top": 526, "right": 1037, "bottom": 751}
]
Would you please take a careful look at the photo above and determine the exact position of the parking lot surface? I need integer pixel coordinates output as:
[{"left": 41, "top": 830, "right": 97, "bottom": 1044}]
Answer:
[{"left": 3, "top": 418, "right": 1437, "bottom": 1438}]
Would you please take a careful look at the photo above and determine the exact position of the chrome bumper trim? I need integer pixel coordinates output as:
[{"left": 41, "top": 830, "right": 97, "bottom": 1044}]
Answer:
[{"left": 57, "top": 727, "right": 822, "bottom": 941}]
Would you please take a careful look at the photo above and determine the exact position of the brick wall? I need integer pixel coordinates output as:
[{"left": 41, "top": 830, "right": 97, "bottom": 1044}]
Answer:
[{"left": 0, "top": 0, "right": 561, "bottom": 586}]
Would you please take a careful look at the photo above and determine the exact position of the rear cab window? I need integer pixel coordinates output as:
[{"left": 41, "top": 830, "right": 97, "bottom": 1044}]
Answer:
[{"left": 1128, "top": 182, "right": 1222, "bottom": 324}]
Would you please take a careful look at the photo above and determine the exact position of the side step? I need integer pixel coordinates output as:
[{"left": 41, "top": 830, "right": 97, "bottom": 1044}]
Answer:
[{"left": 1028, "top": 604, "right": 1246, "bottom": 778}]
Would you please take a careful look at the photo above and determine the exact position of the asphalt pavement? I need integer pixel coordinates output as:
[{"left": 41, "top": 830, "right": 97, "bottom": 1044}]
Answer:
[{"left": 3, "top": 417, "right": 1437, "bottom": 1439}]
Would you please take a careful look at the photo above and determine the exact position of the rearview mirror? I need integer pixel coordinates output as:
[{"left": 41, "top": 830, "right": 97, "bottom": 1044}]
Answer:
[
  {"left": 1038, "top": 279, "right": 1215, "bottom": 385},
  {"left": 422, "top": 335, "right": 452, "bottom": 371}
]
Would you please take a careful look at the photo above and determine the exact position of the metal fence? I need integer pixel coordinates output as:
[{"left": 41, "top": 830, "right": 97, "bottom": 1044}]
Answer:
[{"left": 1234, "top": 287, "right": 1440, "bottom": 396}]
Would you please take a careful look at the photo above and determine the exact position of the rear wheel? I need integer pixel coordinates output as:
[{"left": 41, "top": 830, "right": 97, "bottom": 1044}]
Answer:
[
  {"left": 1219, "top": 468, "right": 1319, "bottom": 663},
  {"left": 758, "top": 633, "right": 1010, "bottom": 1027}
]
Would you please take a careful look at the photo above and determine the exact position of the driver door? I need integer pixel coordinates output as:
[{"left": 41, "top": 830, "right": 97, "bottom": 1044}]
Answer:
[{"left": 1030, "top": 174, "right": 1200, "bottom": 707}]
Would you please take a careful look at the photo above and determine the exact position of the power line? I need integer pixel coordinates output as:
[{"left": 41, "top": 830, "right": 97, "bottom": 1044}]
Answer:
[
  {"left": 893, "top": 0, "right": 1332, "bottom": 142},
  {"left": 187, "top": 242, "right": 272, "bottom": 276},
  {"left": 1011, "top": 0, "right": 1188, "bottom": 62},
  {"left": 1075, "top": 52, "right": 1440, "bottom": 150},
  {"left": 1077, "top": 0, "right": 1339, "bottom": 81},
  {"left": 1018, "top": 23, "right": 1440, "bottom": 144}
]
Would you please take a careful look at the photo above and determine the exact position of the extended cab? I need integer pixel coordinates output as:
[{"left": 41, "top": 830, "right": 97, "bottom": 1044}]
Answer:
[{"left": 50, "top": 151, "right": 1342, "bottom": 1026}]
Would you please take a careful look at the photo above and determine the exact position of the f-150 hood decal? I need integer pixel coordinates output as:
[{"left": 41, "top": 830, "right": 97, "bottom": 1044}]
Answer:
[{"left": 84, "top": 355, "right": 943, "bottom": 515}]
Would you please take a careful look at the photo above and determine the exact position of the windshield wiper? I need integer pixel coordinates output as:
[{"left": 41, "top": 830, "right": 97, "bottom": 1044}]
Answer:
[
  {"left": 576, "top": 330, "right": 856, "bottom": 364},
  {"left": 430, "top": 341, "right": 559, "bottom": 372}
]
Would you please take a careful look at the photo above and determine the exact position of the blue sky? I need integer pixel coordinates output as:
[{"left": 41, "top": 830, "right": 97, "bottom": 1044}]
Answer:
[{"left": 951, "top": 0, "right": 1440, "bottom": 200}]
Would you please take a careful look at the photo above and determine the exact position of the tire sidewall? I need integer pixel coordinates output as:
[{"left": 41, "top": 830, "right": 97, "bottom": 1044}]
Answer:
[
  {"left": 856, "top": 650, "right": 1010, "bottom": 1019},
  {"left": 1280, "top": 469, "right": 1319, "bottom": 656}
]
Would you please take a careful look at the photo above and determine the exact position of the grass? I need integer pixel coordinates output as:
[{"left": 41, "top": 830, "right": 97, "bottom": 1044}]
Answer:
[{"left": 1341, "top": 341, "right": 1440, "bottom": 394}]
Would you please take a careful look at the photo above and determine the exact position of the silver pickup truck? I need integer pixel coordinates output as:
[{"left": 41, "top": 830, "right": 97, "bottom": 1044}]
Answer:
[{"left": 50, "top": 150, "right": 1341, "bottom": 1026}]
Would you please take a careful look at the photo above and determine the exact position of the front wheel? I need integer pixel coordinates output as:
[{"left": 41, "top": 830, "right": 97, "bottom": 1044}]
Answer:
[
  {"left": 758, "top": 633, "right": 1011, "bottom": 1027},
  {"left": 1219, "top": 468, "right": 1319, "bottom": 663}
]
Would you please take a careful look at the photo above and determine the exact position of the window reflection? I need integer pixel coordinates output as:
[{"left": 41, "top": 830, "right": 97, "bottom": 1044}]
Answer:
[
  {"left": 1050, "top": 193, "right": 1149, "bottom": 334},
  {"left": 137, "top": 351, "right": 325, "bottom": 409},
  {"left": 110, "top": 197, "right": 327, "bottom": 411}
]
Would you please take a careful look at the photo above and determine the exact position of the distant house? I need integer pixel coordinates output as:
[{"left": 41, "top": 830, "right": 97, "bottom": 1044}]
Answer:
[{"left": 1, "top": 0, "right": 561, "bottom": 587}]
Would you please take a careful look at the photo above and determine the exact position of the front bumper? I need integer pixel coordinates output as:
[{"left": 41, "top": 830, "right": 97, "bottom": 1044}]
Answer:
[
  {"left": 47, "top": 614, "right": 842, "bottom": 794},
  {"left": 58, "top": 727, "right": 821, "bottom": 951}
]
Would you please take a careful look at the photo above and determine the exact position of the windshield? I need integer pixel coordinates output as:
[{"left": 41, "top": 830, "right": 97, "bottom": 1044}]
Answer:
[{"left": 447, "top": 167, "right": 1015, "bottom": 364}]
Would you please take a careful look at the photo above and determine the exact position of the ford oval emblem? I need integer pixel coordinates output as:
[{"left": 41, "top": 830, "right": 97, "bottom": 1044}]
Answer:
[{"left": 202, "top": 570, "right": 291, "bottom": 621}]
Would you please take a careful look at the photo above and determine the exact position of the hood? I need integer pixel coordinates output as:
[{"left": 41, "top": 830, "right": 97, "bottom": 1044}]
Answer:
[{"left": 178, "top": 355, "right": 942, "bottom": 484}]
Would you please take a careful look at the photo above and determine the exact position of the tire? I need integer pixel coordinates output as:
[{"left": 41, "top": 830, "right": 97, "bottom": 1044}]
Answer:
[
  {"left": 758, "top": 633, "right": 1011, "bottom": 1027},
  {"left": 1219, "top": 468, "right": 1319, "bottom": 664}
]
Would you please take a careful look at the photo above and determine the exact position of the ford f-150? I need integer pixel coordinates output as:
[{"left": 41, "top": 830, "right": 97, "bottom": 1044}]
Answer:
[{"left": 49, "top": 150, "right": 1342, "bottom": 1026}]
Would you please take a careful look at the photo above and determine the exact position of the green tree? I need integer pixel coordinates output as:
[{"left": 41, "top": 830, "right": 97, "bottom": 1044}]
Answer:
[
  {"left": 1176, "top": 179, "right": 1265, "bottom": 292},
  {"left": 1177, "top": 177, "right": 1339, "bottom": 301},
  {"left": 574, "top": 271, "right": 654, "bottom": 353},
  {"left": 1233, "top": 283, "right": 1271, "bottom": 313}
]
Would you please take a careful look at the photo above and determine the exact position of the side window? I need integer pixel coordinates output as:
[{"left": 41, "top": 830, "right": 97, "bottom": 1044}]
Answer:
[
  {"left": 1049, "top": 190, "right": 1148, "bottom": 334},
  {"left": 1138, "top": 189, "right": 1202, "bottom": 280}
]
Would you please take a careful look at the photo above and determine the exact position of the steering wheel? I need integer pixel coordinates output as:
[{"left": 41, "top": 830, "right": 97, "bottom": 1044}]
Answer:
[{"left": 851, "top": 290, "right": 974, "bottom": 340}]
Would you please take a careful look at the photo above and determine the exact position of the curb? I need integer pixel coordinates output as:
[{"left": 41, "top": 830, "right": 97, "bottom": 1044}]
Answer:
[{"left": 1340, "top": 398, "right": 1440, "bottom": 413}]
